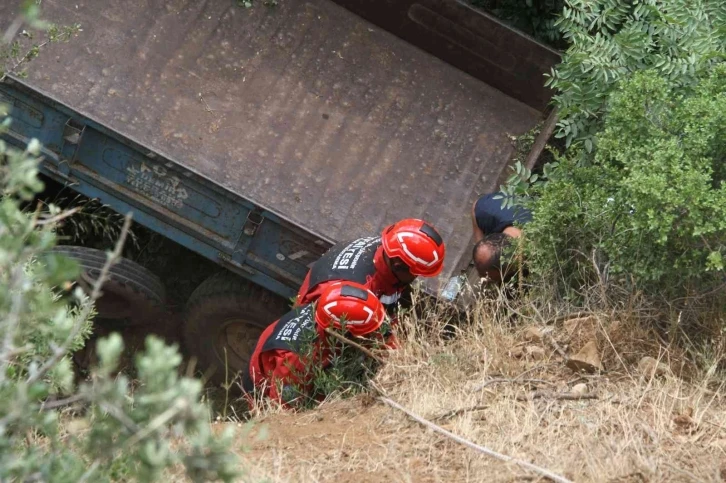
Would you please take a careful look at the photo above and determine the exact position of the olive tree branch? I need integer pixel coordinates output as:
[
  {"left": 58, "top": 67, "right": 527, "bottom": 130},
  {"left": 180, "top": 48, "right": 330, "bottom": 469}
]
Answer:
[{"left": 26, "top": 214, "right": 132, "bottom": 386}]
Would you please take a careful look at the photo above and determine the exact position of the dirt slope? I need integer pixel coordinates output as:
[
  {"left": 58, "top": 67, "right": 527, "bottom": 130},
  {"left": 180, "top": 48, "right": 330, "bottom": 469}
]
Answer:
[{"left": 222, "top": 310, "right": 726, "bottom": 483}]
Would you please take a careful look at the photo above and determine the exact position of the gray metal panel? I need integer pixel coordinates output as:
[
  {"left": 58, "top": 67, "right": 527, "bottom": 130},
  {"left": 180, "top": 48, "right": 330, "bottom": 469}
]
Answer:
[
  {"left": 329, "top": 0, "right": 561, "bottom": 111},
  {"left": 3, "top": 0, "right": 541, "bottom": 292}
]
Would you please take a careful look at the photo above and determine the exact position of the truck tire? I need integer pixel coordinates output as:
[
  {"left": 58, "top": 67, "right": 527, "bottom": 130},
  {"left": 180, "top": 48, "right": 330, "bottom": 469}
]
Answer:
[
  {"left": 183, "top": 271, "right": 290, "bottom": 385},
  {"left": 48, "top": 246, "right": 166, "bottom": 326}
]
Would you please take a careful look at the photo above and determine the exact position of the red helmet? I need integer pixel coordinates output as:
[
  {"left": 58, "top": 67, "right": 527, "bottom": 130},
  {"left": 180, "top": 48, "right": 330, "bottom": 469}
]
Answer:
[
  {"left": 381, "top": 219, "right": 445, "bottom": 276},
  {"left": 315, "top": 282, "right": 385, "bottom": 337}
]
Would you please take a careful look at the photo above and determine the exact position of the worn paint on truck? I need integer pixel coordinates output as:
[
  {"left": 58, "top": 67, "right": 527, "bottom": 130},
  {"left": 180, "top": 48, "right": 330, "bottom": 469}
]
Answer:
[
  {"left": 1, "top": 0, "right": 559, "bottom": 378},
  {"left": 0, "top": 0, "right": 558, "bottom": 301}
]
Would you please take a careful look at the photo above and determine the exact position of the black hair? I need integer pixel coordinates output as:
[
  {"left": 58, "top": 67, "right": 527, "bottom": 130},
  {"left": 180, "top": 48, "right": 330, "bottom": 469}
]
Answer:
[{"left": 472, "top": 233, "right": 512, "bottom": 276}]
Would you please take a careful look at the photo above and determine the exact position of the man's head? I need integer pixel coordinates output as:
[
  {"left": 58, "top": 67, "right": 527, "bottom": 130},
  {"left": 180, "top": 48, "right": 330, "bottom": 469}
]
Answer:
[
  {"left": 382, "top": 251, "right": 417, "bottom": 284},
  {"left": 380, "top": 218, "right": 446, "bottom": 284},
  {"left": 473, "top": 233, "right": 514, "bottom": 282}
]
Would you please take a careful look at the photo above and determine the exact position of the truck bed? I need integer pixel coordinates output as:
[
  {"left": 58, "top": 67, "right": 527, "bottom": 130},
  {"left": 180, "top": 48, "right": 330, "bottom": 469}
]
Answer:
[{"left": 1, "top": 0, "right": 547, "bottom": 292}]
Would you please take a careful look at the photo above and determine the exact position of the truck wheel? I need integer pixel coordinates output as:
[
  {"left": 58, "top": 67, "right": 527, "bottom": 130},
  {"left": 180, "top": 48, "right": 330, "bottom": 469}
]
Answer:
[
  {"left": 183, "top": 272, "right": 290, "bottom": 385},
  {"left": 48, "top": 246, "right": 166, "bottom": 326}
]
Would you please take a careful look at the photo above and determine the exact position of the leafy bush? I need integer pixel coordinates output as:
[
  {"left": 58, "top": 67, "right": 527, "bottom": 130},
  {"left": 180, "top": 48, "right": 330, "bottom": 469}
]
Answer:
[
  {"left": 521, "top": 66, "right": 725, "bottom": 301},
  {"left": 0, "top": 108, "right": 238, "bottom": 482},
  {"left": 548, "top": 0, "right": 726, "bottom": 151}
]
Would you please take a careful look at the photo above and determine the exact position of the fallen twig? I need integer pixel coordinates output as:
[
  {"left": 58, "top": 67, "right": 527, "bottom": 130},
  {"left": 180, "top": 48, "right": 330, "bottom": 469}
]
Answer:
[
  {"left": 472, "top": 378, "right": 555, "bottom": 393},
  {"left": 35, "top": 206, "right": 82, "bottom": 226},
  {"left": 434, "top": 405, "right": 490, "bottom": 421},
  {"left": 40, "top": 394, "right": 85, "bottom": 411},
  {"left": 704, "top": 420, "right": 726, "bottom": 432},
  {"left": 544, "top": 311, "right": 595, "bottom": 326},
  {"left": 514, "top": 363, "right": 549, "bottom": 380},
  {"left": 566, "top": 374, "right": 605, "bottom": 386},
  {"left": 543, "top": 331, "right": 569, "bottom": 360},
  {"left": 516, "top": 390, "right": 598, "bottom": 402},
  {"left": 380, "top": 396, "right": 574, "bottom": 483},
  {"left": 324, "top": 328, "right": 386, "bottom": 364},
  {"left": 198, "top": 93, "right": 214, "bottom": 113},
  {"left": 663, "top": 461, "right": 705, "bottom": 483}
]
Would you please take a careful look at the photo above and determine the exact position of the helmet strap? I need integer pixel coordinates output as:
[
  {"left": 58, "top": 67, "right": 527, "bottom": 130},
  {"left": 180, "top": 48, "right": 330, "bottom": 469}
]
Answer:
[{"left": 384, "top": 252, "right": 416, "bottom": 285}]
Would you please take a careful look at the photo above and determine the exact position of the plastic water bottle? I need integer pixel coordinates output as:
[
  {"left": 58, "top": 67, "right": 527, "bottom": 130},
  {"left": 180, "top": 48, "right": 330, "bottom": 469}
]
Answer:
[{"left": 440, "top": 275, "right": 464, "bottom": 302}]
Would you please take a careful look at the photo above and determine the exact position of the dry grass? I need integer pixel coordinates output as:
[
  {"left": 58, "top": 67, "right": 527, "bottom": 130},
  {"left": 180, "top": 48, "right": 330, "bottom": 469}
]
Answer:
[{"left": 223, "top": 292, "right": 726, "bottom": 483}]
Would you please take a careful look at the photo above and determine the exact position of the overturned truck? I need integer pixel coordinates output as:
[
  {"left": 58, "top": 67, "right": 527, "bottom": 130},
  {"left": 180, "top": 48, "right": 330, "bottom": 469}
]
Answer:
[{"left": 0, "top": 0, "right": 559, "bottom": 380}]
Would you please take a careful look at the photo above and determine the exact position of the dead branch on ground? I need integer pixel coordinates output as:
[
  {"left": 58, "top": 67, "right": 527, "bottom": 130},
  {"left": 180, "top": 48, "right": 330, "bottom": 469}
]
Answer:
[
  {"left": 515, "top": 390, "right": 598, "bottom": 402},
  {"left": 379, "top": 395, "right": 574, "bottom": 483},
  {"left": 472, "top": 378, "right": 555, "bottom": 393},
  {"left": 434, "top": 405, "right": 490, "bottom": 421}
]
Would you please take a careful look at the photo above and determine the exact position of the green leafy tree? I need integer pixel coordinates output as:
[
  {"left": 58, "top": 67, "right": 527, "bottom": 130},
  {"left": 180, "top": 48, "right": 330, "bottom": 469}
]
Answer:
[
  {"left": 548, "top": 0, "right": 726, "bottom": 151},
  {"left": 522, "top": 66, "right": 726, "bottom": 300}
]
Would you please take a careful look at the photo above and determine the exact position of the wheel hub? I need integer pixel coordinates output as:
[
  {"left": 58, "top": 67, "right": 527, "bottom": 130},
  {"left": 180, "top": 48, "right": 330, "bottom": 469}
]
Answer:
[{"left": 216, "top": 319, "right": 264, "bottom": 370}]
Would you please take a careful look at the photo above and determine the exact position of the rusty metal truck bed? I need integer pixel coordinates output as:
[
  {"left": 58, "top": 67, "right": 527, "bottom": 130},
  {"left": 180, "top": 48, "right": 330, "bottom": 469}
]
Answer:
[{"left": 1, "top": 0, "right": 557, "bottom": 294}]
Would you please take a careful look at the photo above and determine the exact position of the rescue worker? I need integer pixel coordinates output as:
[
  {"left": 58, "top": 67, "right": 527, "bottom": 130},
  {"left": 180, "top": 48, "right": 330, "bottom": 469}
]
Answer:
[
  {"left": 471, "top": 192, "right": 531, "bottom": 281},
  {"left": 296, "top": 218, "right": 446, "bottom": 308},
  {"left": 243, "top": 281, "right": 386, "bottom": 407},
  {"left": 294, "top": 218, "right": 445, "bottom": 349}
]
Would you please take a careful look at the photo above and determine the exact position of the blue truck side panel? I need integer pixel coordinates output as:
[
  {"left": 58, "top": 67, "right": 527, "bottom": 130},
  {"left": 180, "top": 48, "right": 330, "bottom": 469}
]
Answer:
[{"left": 0, "top": 79, "right": 330, "bottom": 299}]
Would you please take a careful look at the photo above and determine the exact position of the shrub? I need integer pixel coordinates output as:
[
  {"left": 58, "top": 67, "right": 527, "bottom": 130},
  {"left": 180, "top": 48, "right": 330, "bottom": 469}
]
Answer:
[
  {"left": 548, "top": 0, "right": 726, "bottom": 151},
  {"left": 0, "top": 99, "right": 239, "bottom": 483},
  {"left": 521, "top": 66, "right": 726, "bottom": 302}
]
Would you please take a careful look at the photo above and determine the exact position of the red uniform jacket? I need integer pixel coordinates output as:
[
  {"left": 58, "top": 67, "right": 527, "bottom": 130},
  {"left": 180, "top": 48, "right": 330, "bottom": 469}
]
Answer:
[
  {"left": 296, "top": 239, "right": 405, "bottom": 349},
  {"left": 246, "top": 320, "right": 332, "bottom": 407},
  {"left": 245, "top": 303, "right": 393, "bottom": 408}
]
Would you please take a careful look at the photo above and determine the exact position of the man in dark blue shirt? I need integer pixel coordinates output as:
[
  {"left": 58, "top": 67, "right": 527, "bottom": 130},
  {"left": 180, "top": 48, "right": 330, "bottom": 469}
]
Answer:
[{"left": 471, "top": 192, "right": 532, "bottom": 281}]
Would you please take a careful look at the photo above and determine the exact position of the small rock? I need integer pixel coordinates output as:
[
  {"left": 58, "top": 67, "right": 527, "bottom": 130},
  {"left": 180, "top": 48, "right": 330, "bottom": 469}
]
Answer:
[
  {"left": 509, "top": 346, "right": 525, "bottom": 359},
  {"left": 572, "top": 383, "right": 589, "bottom": 395},
  {"left": 672, "top": 408, "right": 697, "bottom": 432},
  {"left": 566, "top": 340, "right": 603, "bottom": 373},
  {"left": 65, "top": 418, "right": 90, "bottom": 435},
  {"left": 564, "top": 316, "right": 598, "bottom": 340},
  {"left": 523, "top": 326, "right": 544, "bottom": 342},
  {"left": 638, "top": 356, "right": 669, "bottom": 378},
  {"left": 526, "top": 346, "right": 546, "bottom": 360},
  {"left": 360, "top": 393, "right": 376, "bottom": 407}
]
